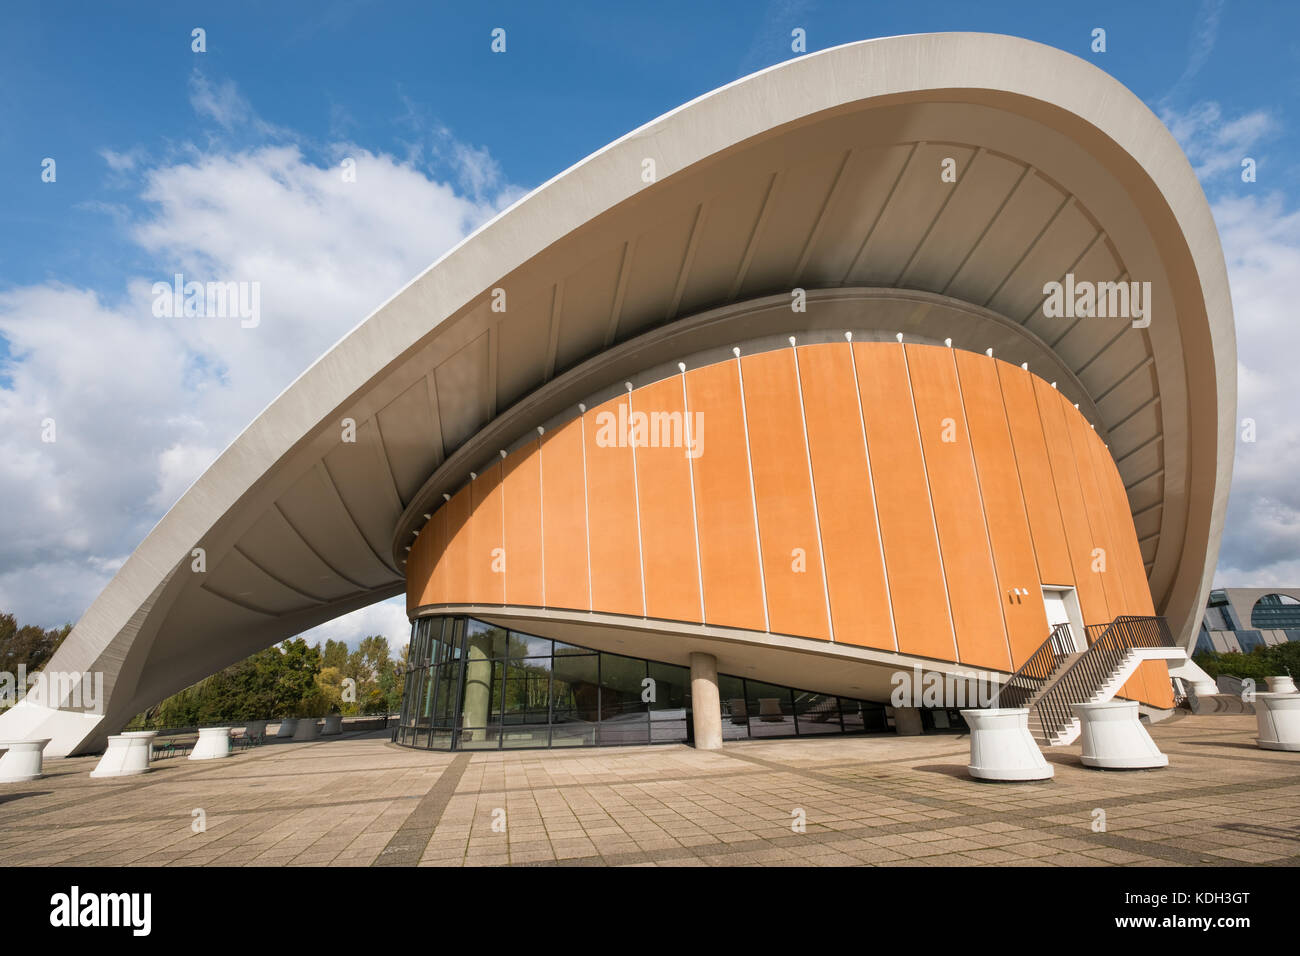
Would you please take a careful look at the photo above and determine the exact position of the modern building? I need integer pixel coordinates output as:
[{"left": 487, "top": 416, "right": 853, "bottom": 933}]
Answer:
[
  {"left": 3, "top": 32, "right": 1235, "bottom": 757},
  {"left": 1195, "top": 588, "right": 1300, "bottom": 655}
]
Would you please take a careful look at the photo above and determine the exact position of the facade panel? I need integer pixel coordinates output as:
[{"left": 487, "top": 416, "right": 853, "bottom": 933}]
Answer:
[
  {"left": 502, "top": 440, "right": 544, "bottom": 607},
  {"left": 540, "top": 419, "right": 590, "bottom": 612},
  {"left": 583, "top": 395, "right": 645, "bottom": 617}
]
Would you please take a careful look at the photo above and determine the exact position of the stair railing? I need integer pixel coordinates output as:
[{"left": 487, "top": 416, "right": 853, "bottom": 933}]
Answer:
[
  {"left": 1032, "top": 615, "right": 1176, "bottom": 742},
  {"left": 992, "top": 622, "right": 1075, "bottom": 710}
]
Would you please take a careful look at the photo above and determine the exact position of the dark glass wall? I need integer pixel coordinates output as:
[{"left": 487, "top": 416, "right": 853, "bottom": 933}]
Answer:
[{"left": 396, "top": 615, "right": 890, "bottom": 751}]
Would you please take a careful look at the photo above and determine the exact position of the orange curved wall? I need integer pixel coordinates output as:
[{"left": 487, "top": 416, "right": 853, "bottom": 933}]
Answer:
[{"left": 406, "top": 341, "right": 1171, "bottom": 708}]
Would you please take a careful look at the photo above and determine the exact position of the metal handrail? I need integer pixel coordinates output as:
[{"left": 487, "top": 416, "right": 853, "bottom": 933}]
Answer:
[
  {"left": 992, "top": 623, "right": 1074, "bottom": 710},
  {"left": 1031, "top": 615, "right": 1175, "bottom": 742}
]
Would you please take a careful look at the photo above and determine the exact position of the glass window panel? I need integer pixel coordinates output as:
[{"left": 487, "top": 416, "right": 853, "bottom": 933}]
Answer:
[
  {"left": 719, "top": 674, "right": 749, "bottom": 740},
  {"left": 794, "top": 692, "right": 841, "bottom": 735},
  {"left": 553, "top": 640, "right": 595, "bottom": 656},
  {"left": 598, "top": 653, "right": 648, "bottom": 723},
  {"left": 458, "top": 726, "right": 500, "bottom": 750},
  {"left": 509, "top": 632, "right": 553, "bottom": 658},
  {"left": 429, "top": 729, "right": 453, "bottom": 750},
  {"left": 599, "top": 717, "right": 649, "bottom": 746},
  {"left": 745, "top": 681, "right": 795, "bottom": 738},
  {"left": 647, "top": 662, "right": 689, "bottom": 711},
  {"left": 550, "top": 722, "right": 597, "bottom": 747},
  {"left": 466, "top": 619, "right": 508, "bottom": 659},
  {"left": 552, "top": 654, "right": 600, "bottom": 724},
  {"left": 501, "top": 724, "right": 551, "bottom": 749},
  {"left": 433, "top": 662, "right": 462, "bottom": 727}
]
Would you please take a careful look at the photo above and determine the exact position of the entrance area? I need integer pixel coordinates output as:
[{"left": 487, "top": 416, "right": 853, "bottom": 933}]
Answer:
[{"left": 1042, "top": 586, "right": 1086, "bottom": 654}]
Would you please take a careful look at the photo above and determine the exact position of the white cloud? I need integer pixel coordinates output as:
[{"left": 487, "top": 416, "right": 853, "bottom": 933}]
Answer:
[{"left": 0, "top": 80, "right": 518, "bottom": 636}]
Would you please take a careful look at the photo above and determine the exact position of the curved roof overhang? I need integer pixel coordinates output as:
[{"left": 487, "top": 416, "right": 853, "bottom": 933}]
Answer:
[{"left": 10, "top": 33, "right": 1233, "bottom": 756}]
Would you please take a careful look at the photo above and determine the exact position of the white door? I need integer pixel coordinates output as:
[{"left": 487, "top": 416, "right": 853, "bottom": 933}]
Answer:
[{"left": 1042, "top": 587, "right": 1085, "bottom": 653}]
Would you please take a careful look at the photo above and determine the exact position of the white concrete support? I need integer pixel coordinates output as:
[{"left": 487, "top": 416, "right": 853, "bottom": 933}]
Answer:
[
  {"left": 1265, "top": 676, "right": 1298, "bottom": 695},
  {"left": 275, "top": 718, "right": 297, "bottom": 738},
  {"left": 90, "top": 731, "right": 156, "bottom": 778},
  {"left": 243, "top": 720, "right": 268, "bottom": 739},
  {"left": 293, "top": 718, "right": 320, "bottom": 741},
  {"left": 1255, "top": 693, "right": 1300, "bottom": 752},
  {"left": 1189, "top": 679, "right": 1219, "bottom": 697},
  {"left": 689, "top": 652, "right": 723, "bottom": 750},
  {"left": 0, "top": 739, "right": 51, "bottom": 783},
  {"left": 1073, "top": 700, "right": 1168, "bottom": 769},
  {"left": 189, "top": 727, "right": 233, "bottom": 760},
  {"left": 960, "top": 709, "right": 1053, "bottom": 781},
  {"left": 322, "top": 715, "right": 343, "bottom": 735}
]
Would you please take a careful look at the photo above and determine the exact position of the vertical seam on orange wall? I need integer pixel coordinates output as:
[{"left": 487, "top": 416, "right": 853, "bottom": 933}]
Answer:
[
  {"left": 1027, "top": 377, "right": 1077, "bottom": 593},
  {"left": 626, "top": 387, "right": 649, "bottom": 618},
  {"left": 847, "top": 339, "right": 899, "bottom": 652},
  {"left": 500, "top": 457, "right": 507, "bottom": 607},
  {"left": 579, "top": 411, "right": 593, "bottom": 613},
  {"left": 789, "top": 341, "right": 835, "bottom": 643},
  {"left": 952, "top": 351, "right": 1015, "bottom": 669},
  {"left": 997, "top": 367, "right": 1047, "bottom": 589},
  {"left": 901, "top": 343, "right": 961, "bottom": 663},
  {"left": 679, "top": 367, "right": 707, "bottom": 624},
  {"left": 1062, "top": 395, "right": 1116, "bottom": 623},
  {"left": 538, "top": 432, "right": 547, "bottom": 608},
  {"left": 734, "top": 351, "right": 771, "bottom": 633}
]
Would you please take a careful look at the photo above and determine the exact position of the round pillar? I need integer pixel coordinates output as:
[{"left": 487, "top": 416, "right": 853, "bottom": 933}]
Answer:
[
  {"left": 292, "top": 717, "right": 320, "bottom": 741},
  {"left": 189, "top": 727, "right": 233, "bottom": 760},
  {"left": 91, "top": 731, "right": 156, "bottom": 778},
  {"left": 960, "top": 709, "right": 1053, "bottom": 781},
  {"left": 689, "top": 652, "right": 723, "bottom": 750},
  {"left": 1255, "top": 693, "right": 1300, "bottom": 751},
  {"left": 893, "top": 706, "right": 924, "bottom": 736},
  {"left": 0, "top": 739, "right": 51, "bottom": 782},
  {"left": 1073, "top": 700, "right": 1168, "bottom": 769},
  {"left": 275, "top": 718, "right": 298, "bottom": 738},
  {"left": 322, "top": 714, "right": 343, "bottom": 735},
  {"left": 1265, "top": 676, "right": 1298, "bottom": 695}
]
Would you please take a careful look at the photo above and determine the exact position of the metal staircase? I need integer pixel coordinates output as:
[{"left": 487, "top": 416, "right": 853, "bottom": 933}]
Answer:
[{"left": 992, "top": 615, "right": 1184, "bottom": 746}]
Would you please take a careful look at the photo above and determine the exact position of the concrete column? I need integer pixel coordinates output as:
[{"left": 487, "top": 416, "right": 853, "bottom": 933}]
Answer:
[
  {"left": 893, "top": 706, "right": 924, "bottom": 736},
  {"left": 461, "top": 643, "right": 492, "bottom": 737},
  {"left": 689, "top": 652, "right": 723, "bottom": 750}
]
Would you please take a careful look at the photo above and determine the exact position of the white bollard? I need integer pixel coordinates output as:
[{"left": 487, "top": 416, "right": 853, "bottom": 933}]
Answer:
[
  {"left": 1189, "top": 679, "right": 1219, "bottom": 697},
  {"left": 91, "top": 731, "right": 157, "bottom": 778},
  {"left": 322, "top": 715, "right": 343, "bottom": 736},
  {"left": 243, "top": 720, "right": 268, "bottom": 739},
  {"left": 292, "top": 718, "right": 320, "bottom": 741},
  {"left": 1265, "top": 676, "right": 1298, "bottom": 695},
  {"left": 1073, "top": 700, "right": 1168, "bottom": 769},
  {"left": 959, "top": 708, "right": 1053, "bottom": 781},
  {"left": 275, "top": 718, "right": 298, "bottom": 738},
  {"left": 189, "top": 727, "right": 233, "bottom": 760},
  {"left": 0, "top": 739, "right": 51, "bottom": 783},
  {"left": 1255, "top": 693, "right": 1300, "bottom": 752}
]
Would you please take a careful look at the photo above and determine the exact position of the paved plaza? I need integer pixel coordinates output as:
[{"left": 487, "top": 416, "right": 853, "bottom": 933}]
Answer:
[{"left": 1, "top": 713, "right": 1297, "bottom": 867}]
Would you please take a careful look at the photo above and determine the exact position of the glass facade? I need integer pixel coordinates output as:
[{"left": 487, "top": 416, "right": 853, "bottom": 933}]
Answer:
[{"left": 396, "top": 615, "right": 891, "bottom": 751}]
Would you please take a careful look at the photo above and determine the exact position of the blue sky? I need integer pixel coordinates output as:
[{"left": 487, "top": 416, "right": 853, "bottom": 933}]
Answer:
[{"left": 1, "top": 0, "right": 1297, "bottom": 646}]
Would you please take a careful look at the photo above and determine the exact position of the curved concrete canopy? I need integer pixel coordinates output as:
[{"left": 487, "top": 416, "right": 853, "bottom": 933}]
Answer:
[{"left": 6, "top": 32, "right": 1234, "bottom": 755}]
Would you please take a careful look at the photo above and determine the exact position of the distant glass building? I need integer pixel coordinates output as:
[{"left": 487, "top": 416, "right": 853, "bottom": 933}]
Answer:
[{"left": 1196, "top": 588, "right": 1300, "bottom": 655}]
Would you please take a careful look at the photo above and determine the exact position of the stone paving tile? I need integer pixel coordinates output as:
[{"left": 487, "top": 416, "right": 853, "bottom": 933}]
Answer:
[{"left": 2, "top": 716, "right": 1299, "bottom": 867}]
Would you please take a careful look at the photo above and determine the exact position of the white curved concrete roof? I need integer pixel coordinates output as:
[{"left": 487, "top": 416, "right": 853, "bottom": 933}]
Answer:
[{"left": 7, "top": 32, "right": 1234, "bottom": 755}]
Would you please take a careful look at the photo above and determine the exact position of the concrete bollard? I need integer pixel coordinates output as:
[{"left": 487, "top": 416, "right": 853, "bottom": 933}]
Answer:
[
  {"left": 322, "top": 715, "right": 343, "bottom": 735},
  {"left": 91, "top": 731, "right": 157, "bottom": 778},
  {"left": 0, "top": 739, "right": 52, "bottom": 783},
  {"left": 189, "top": 727, "right": 233, "bottom": 760},
  {"left": 1265, "top": 676, "right": 1298, "bottom": 695},
  {"left": 292, "top": 718, "right": 320, "bottom": 741},
  {"left": 275, "top": 718, "right": 298, "bottom": 738},
  {"left": 1073, "top": 700, "right": 1168, "bottom": 769},
  {"left": 1255, "top": 693, "right": 1300, "bottom": 751},
  {"left": 960, "top": 708, "right": 1053, "bottom": 781}
]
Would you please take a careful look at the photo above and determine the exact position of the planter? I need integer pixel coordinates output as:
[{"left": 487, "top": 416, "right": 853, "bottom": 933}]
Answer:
[
  {"left": 275, "top": 718, "right": 298, "bottom": 738},
  {"left": 1255, "top": 693, "right": 1300, "bottom": 752},
  {"left": 0, "top": 739, "right": 51, "bottom": 783},
  {"left": 322, "top": 715, "right": 343, "bottom": 735},
  {"left": 1265, "top": 676, "right": 1298, "bottom": 695},
  {"left": 292, "top": 718, "right": 320, "bottom": 741},
  {"left": 91, "top": 731, "right": 156, "bottom": 778},
  {"left": 1072, "top": 700, "right": 1167, "bottom": 769},
  {"left": 959, "top": 708, "right": 1053, "bottom": 781},
  {"left": 189, "top": 727, "right": 233, "bottom": 760}
]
